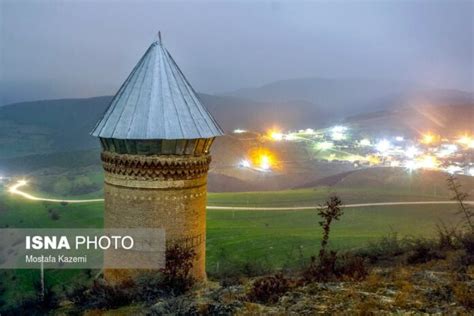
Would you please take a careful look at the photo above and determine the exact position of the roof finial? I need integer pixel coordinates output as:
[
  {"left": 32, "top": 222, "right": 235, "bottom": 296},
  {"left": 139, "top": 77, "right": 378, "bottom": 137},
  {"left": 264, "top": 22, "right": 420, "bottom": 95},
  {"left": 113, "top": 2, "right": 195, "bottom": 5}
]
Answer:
[{"left": 158, "top": 31, "right": 162, "bottom": 43}]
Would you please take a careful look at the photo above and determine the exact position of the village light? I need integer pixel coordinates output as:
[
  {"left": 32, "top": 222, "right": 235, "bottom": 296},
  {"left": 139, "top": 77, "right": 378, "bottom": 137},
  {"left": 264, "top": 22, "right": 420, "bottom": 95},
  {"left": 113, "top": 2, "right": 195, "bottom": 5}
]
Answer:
[
  {"left": 270, "top": 132, "right": 283, "bottom": 141},
  {"left": 437, "top": 144, "right": 458, "bottom": 157},
  {"left": 417, "top": 155, "right": 439, "bottom": 169},
  {"left": 456, "top": 135, "right": 474, "bottom": 149},
  {"left": 404, "top": 160, "right": 419, "bottom": 172},
  {"left": 469, "top": 168, "right": 474, "bottom": 177},
  {"left": 376, "top": 139, "right": 391, "bottom": 153},
  {"left": 239, "top": 159, "right": 251, "bottom": 168},
  {"left": 405, "top": 146, "right": 420, "bottom": 158},
  {"left": 330, "top": 126, "right": 347, "bottom": 141},
  {"left": 317, "top": 141, "right": 334, "bottom": 150},
  {"left": 421, "top": 132, "right": 437, "bottom": 144},
  {"left": 259, "top": 155, "right": 271, "bottom": 170},
  {"left": 446, "top": 165, "right": 462, "bottom": 174},
  {"left": 284, "top": 133, "right": 298, "bottom": 141},
  {"left": 267, "top": 128, "right": 283, "bottom": 141}
]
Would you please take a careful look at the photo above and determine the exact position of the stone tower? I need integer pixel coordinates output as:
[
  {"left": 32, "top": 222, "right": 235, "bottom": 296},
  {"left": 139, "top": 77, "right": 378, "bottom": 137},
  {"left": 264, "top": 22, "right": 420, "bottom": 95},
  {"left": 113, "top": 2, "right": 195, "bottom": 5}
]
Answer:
[{"left": 91, "top": 35, "right": 223, "bottom": 282}]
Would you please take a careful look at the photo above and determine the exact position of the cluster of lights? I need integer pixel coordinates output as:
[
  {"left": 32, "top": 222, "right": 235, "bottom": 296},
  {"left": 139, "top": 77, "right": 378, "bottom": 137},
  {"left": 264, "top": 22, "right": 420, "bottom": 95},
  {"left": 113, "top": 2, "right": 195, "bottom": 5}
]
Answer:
[
  {"left": 266, "top": 128, "right": 301, "bottom": 142},
  {"left": 238, "top": 149, "right": 276, "bottom": 172},
  {"left": 404, "top": 155, "right": 440, "bottom": 172},
  {"left": 256, "top": 125, "right": 474, "bottom": 177}
]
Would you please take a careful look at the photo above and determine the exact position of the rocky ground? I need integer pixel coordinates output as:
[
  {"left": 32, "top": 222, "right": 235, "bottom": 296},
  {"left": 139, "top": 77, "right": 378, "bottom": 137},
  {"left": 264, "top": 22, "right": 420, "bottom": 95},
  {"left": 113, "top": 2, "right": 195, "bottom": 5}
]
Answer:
[{"left": 79, "top": 254, "right": 473, "bottom": 315}]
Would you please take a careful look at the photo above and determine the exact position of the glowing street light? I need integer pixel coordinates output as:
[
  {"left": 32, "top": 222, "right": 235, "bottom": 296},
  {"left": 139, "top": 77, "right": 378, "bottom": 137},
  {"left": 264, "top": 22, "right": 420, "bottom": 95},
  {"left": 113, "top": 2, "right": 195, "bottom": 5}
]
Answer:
[
  {"left": 239, "top": 159, "right": 251, "bottom": 168},
  {"left": 405, "top": 146, "right": 420, "bottom": 158},
  {"left": 457, "top": 135, "right": 474, "bottom": 148},
  {"left": 260, "top": 156, "right": 270, "bottom": 170},
  {"left": 270, "top": 132, "right": 283, "bottom": 141},
  {"left": 421, "top": 133, "right": 437, "bottom": 145},
  {"left": 266, "top": 128, "right": 283, "bottom": 141},
  {"left": 233, "top": 129, "right": 246, "bottom": 134},
  {"left": 376, "top": 139, "right": 391, "bottom": 153}
]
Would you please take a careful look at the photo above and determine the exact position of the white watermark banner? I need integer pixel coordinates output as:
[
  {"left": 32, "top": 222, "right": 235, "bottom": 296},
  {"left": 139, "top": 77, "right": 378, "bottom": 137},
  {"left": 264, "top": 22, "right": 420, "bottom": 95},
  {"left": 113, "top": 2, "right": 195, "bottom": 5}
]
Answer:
[{"left": 0, "top": 229, "right": 165, "bottom": 269}]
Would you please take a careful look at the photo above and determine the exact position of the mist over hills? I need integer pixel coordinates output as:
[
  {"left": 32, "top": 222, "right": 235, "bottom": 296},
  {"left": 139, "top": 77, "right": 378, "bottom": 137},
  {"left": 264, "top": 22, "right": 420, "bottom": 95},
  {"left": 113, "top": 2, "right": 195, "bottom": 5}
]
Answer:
[
  {"left": 0, "top": 77, "right": 471, "bottom": 159},
  {"left": 345, "top": 104, "right": 474, "bottom": 137},
  {"left": 226, "top": 77, "right": 473, "bottom": 118}
]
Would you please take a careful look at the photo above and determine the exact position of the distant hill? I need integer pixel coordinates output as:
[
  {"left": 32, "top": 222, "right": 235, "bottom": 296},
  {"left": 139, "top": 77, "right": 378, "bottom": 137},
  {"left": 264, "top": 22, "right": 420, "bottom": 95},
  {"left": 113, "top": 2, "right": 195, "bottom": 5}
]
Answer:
[
  {"left": 299, "top": 167, "right": 474, "bottom": 197},
  {"left": 345, "top": 104, "right": 474, "bottom": 137},
  {"left": 201, "top": 94, "right": 328, "bottom": 131},
  {"left": 0, "top": 97, "right": 112, "bottom": 158},
  {"left": 226, "top": 77, "right": 473, "bottom": 117}
]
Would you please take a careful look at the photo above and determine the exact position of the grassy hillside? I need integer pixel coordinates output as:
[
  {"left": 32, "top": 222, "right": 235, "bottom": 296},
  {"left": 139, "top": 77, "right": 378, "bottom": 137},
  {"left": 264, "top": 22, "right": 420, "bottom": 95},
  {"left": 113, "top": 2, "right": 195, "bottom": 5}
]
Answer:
[{"left": 0, "top": 97, "right": 109, "bottom": 158}]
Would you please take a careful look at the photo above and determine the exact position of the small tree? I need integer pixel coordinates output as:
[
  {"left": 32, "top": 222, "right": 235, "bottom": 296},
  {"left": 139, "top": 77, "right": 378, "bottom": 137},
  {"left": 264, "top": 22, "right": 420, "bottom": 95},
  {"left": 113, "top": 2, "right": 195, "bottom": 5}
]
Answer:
[
  {"left": 318, "top": 195, "right": 344, "bottom": 260},
  {"left": 447, "top": 175, "right": 473, "bottom": 231},
  {"left": 304, "top": 195, "right": 345, "bottom": 282}
]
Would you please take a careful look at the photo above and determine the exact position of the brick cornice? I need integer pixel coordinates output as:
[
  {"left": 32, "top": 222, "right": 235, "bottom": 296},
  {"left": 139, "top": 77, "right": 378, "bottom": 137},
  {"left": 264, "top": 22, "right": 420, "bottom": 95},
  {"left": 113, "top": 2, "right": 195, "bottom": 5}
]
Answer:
[{"left": 101, "top": 151, "right": 211, "bottom": 181}]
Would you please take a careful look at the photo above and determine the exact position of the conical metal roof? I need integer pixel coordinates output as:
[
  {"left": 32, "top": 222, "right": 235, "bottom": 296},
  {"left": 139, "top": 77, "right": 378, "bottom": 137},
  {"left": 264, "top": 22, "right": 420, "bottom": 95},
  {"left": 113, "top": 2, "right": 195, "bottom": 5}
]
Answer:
[{"left": 91, "top": 37, "right": 224, "bottom": 140}]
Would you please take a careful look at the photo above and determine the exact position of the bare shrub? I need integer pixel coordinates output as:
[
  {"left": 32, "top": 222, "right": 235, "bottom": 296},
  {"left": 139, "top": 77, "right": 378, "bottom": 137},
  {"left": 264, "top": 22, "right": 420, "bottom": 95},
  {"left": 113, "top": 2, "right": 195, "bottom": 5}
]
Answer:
[
  {"left": 69, "top": 278, "right": 136, "bottom": 309},
  {"left": 452, "top": 282, "right": 474, "bottom": 309},
  {"left": 336, "top": 253, "right": 368, "bottom": 281},
  {"left": 160, "top": 244, "right": 196, "bottom": 294},
  {"left": 436, "top": 221, "right": 458, "bottom": 250},
  {"left": 247, "top": 273, "right": 290, "bottom": 304},
  {"left": 447, "top": 175, "right": 473, "bottom": 232},
  {"left": 405, "top": 238, "right": 444, "bottom": 264}
]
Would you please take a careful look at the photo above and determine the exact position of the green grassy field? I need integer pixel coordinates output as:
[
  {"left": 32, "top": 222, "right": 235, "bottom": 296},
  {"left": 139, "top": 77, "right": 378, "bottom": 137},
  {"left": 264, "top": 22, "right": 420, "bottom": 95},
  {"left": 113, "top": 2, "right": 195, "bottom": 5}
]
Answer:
[
  {"left": 207, "top": 187, "right": 449, "bottom": 207},
  {"left": 0, "top": 183, "right": 462, "bottom": 309}
]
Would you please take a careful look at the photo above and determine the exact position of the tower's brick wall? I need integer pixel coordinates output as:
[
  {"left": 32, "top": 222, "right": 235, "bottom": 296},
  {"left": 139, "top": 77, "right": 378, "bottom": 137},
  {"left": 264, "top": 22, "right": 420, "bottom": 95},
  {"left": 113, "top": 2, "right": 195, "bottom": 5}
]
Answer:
[{"left": 101, "top": 151, "right": 211, "bottom": 282}]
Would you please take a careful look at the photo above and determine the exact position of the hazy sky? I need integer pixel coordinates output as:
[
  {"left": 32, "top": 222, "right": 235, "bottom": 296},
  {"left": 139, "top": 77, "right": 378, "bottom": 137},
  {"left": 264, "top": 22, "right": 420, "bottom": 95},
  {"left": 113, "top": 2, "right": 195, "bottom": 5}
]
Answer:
[{"left": 1, "top": 0, "right": 473, "bottom": 104}]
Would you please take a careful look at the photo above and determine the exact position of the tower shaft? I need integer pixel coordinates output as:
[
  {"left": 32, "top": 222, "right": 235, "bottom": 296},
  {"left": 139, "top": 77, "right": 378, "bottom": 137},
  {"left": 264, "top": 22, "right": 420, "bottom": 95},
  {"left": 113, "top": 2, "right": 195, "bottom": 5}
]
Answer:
[{"left": 102, "top": 151, "right": 211, "bottom": 282}]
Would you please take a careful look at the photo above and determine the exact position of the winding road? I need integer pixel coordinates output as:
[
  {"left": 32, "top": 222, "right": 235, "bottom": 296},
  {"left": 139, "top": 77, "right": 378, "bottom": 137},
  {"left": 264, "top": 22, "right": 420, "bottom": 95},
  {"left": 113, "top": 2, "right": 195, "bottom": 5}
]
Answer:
[{"left": 7, "top": 180, "right": 474, "bottom": 210}]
